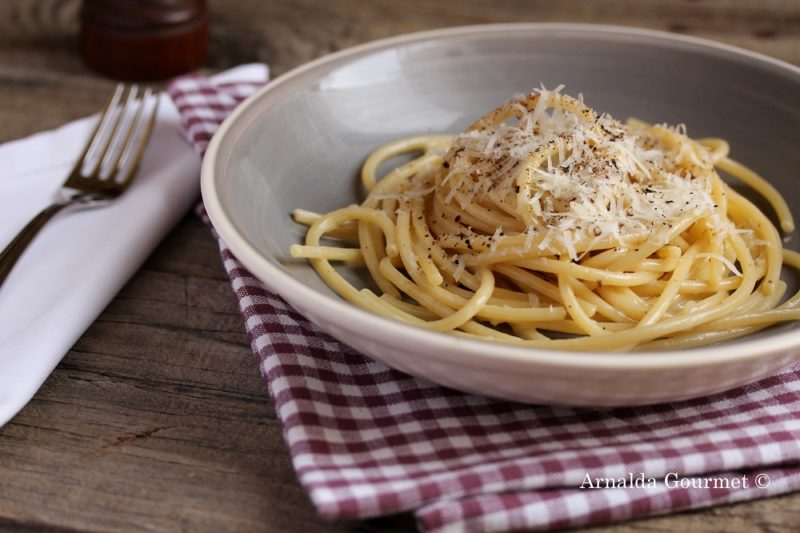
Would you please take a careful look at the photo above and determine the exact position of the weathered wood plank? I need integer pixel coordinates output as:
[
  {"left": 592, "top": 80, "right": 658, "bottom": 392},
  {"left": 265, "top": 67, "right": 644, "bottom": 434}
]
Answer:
[{"left": 1, "top": 0, "right": 799, "bottom": 531}]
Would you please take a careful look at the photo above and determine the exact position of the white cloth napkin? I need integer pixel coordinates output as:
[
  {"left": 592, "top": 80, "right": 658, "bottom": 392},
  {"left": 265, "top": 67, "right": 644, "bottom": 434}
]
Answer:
[{"left": 0, "top": 64, "right": 269, "bottom": 426}]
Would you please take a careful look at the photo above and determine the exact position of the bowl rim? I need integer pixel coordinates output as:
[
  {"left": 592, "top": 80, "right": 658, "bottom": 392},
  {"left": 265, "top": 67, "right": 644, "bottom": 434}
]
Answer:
[{"left": 201, "top": 22, "right": 800, "bottom": 370}]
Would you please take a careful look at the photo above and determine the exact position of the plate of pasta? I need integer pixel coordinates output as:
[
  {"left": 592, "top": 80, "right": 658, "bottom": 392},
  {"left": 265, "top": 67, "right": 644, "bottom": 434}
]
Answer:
[{"left": 202, "top": 24, "right": 800, "bottom": 405}]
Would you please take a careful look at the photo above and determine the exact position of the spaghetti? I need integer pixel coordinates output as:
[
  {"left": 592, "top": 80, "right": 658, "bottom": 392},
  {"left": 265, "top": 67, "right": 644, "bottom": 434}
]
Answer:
[{"left": 290, "top": 88, "right": 800, "bottom": 351}]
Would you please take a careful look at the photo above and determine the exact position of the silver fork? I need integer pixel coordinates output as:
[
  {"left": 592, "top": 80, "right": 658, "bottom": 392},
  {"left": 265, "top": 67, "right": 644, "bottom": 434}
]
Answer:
[{"left": 0, "top": 84, "right": 159, "bottom": 290}]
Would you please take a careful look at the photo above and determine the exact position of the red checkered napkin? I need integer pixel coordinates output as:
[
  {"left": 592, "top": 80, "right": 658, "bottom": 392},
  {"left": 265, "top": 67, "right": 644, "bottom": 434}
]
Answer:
[{"left": 167, "top": 73, "right": 800, "bottom": 532}]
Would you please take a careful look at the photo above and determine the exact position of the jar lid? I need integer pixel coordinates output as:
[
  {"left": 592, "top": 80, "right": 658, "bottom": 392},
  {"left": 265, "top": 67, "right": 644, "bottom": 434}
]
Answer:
[
  {"left": 82, "top": 0, "right": 204, "bottom": 30},
  {"left": 80, "top": 0, "right": 209, "bottom": 81}
]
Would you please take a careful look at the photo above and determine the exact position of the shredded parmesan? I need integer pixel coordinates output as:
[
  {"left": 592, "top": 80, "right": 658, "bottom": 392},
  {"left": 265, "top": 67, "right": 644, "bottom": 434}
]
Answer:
[
  {"left": 435, "top": 88, "right": 719, "bottom": 259},
  {"left": 452, "top": 256, "right": 466, "bottom": 282},
  {"left": 696, "top": 252, "right": 743, "bottom": 277}
]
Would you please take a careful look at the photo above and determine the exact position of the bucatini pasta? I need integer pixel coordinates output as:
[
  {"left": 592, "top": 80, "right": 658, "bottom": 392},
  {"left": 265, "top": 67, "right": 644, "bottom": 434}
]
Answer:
[{"left": 290, "top": 87, "right": 799, "bottom": 351}]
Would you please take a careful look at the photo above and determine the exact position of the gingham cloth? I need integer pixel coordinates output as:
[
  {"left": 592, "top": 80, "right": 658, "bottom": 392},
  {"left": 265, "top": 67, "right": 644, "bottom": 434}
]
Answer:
[{"left": 166, "top": 72, "right": 800, "bottom": 532}]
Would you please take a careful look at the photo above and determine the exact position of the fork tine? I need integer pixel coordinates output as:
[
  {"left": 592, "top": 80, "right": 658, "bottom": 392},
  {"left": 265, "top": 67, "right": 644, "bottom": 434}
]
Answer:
[
  {"left": 66, "top": 83, "right": 124, "bottom": 181},
  {"left": 117, "top": 89, "right": 160, "bottom": 187},
  {"left": 84, "top": 85, "right": 132, "bottom": 180},
  {"left": 103, "top": 85, "right": 143, "bottom": 180}
]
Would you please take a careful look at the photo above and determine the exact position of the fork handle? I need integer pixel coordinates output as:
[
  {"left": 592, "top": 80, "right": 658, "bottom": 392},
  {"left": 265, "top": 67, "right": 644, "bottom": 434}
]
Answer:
[{"left": 0, "top": 202, "right": 70, "bottom": 290}]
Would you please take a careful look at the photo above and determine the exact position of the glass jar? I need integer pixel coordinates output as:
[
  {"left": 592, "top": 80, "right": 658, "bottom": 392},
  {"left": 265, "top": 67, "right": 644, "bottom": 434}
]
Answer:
[{"left": 80, "top": 0, "right": 209, "bottom": 81}]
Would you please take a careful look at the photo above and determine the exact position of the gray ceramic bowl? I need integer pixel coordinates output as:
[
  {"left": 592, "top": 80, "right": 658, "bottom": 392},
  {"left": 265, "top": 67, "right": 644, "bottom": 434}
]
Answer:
[{"left": 202, "top": 24, "right": 800, "bottom": 405}]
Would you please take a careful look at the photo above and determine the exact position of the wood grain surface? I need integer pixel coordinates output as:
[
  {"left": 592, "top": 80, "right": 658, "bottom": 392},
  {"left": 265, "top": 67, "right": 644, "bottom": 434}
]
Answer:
[{"left": 0, "top": 0, "right": 798, "bottom": 531}]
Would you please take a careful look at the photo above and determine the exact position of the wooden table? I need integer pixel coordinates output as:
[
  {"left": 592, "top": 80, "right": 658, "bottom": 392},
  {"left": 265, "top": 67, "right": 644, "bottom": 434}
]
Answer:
[{"left": 1, "top": 0, "right": 798, "bottom": 531}]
